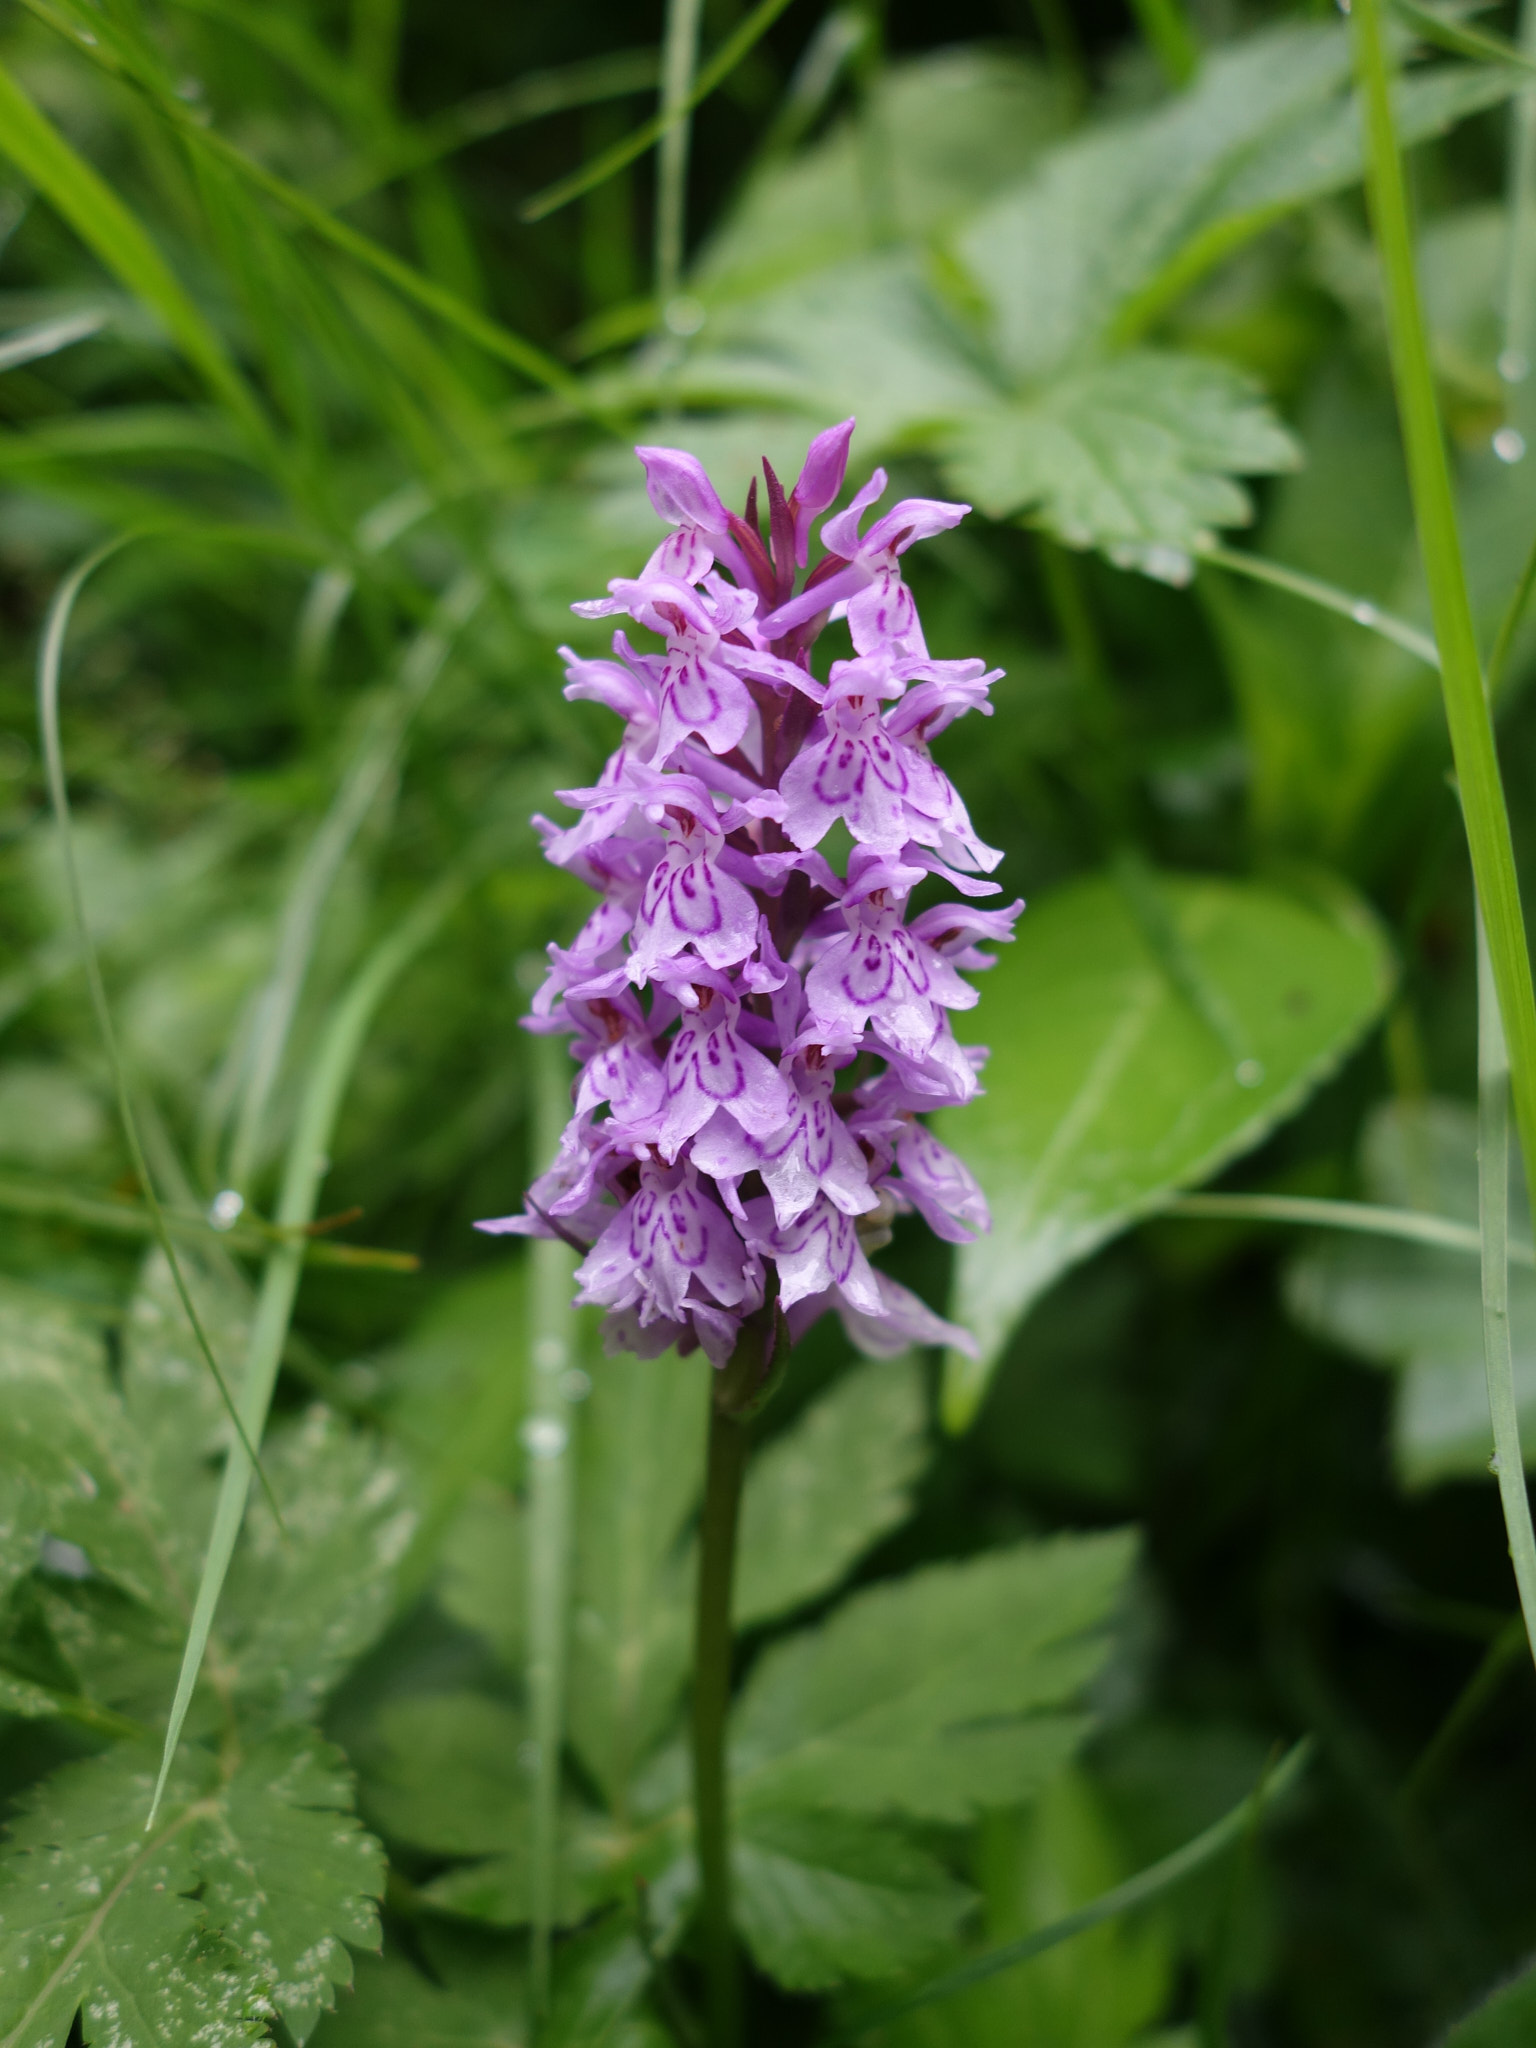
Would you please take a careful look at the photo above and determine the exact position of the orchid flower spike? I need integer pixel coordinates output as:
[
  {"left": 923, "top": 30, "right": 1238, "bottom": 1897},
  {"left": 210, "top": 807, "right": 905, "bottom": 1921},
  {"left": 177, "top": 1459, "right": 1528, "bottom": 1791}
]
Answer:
[{"left": 479, "top": 423, "right": 1020, "bottom": 1372}]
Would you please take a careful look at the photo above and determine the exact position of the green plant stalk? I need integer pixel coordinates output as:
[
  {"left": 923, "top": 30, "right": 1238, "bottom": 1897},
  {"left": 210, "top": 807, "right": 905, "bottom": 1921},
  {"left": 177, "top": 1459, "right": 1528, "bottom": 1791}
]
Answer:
[
  {"left": 526, "top": 1031, "right": 580, "bottom": 2021},
  {"left": 146, "top": 873, "right": 465, "bottom": 1826},
  {"left": 1129, "top": 0, "right": 1199, "bottom": 86},
  {"left": 1477, "top": 918, "right": 1536, "bottom": 1668},
  {"left": 693, "top": 1388, "right": 749, "bottom": 2047},
  {"left": 1200, "top": 544, "right": 1441, "bottom": 672},
  {"left": 1354, "top": 0, "right": 1536, "bottom": 1351},
  {"left": 1165, "top": 1191, "right": 1535, "bottom": 1263}
]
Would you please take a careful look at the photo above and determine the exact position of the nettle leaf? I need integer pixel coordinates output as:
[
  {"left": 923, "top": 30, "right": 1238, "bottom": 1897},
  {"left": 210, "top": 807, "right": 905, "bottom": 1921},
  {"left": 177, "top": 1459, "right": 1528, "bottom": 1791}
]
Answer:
[
  {"left": 568, "top": 1348, "right": 706, "bottom": 1812},
  {"left": 942, "top": 351, "right": 1299, "bottom": 572},
  {"left": 1285, "top": 1098, "right": 1529, "bottom": 1487},
  {"left": 733, "top": 1354, "right": 928, "bottom": 1630},
  {"left": 733, "top": 1808, "right": 972, "bottom": 1993},
  {"left": 0, "top": 1730, "right": 382, "bottom": 2048},
  {"left": 940, "top": 870, "right": 1394, "bottom": 1427},
  {"left": 731, "top": 1532, "right": 1134, "bottom": 1824}
]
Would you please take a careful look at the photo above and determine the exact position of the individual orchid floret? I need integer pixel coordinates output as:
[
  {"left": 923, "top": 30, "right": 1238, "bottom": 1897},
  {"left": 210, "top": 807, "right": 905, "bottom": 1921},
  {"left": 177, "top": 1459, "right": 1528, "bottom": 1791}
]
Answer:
[{"left": 479, "top": 420, "right": 1014, "bottom": 1374}]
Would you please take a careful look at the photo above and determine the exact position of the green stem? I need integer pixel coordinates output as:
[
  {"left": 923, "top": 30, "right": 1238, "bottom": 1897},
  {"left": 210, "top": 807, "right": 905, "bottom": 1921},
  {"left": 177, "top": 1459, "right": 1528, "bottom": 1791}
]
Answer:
[
  {"left": 655, "top": 0, "right": 705, "bottom": 313},
  {"left": 1129, "top": 0, "right": 1198, "bottom": 86},
  {"left": 1200, "top": 543, "right": 1440, "bottom": 672},
  {"left": 1165, "top": 1191, "right": 1536, "bottom": 1263},
  {"left": 1476, "top": 917, "right": 1536, "bottom": 1668},
  {"left": 1354, "top": 0, "right": 1536, "bottom": 1342},
  {"left": 692, "top": 1386, "right": 748, "bottom": 2048}
]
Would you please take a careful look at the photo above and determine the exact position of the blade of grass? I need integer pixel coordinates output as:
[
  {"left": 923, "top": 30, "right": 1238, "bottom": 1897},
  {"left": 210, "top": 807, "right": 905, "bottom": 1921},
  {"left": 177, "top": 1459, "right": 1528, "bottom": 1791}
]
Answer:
[
  {"left": 1394, "top": 0, "right": 1536, "bottom": 77},
  {"left": 1476, "top": 914, "right": 1536, "bottom": 1666},
  {"left": 0, "top": 60, "right": 269, "bottom": 449},
  {"left": 1200, "top": 544, "right": 1441, "bottom": 670},
  {"left": 1484, "top": 521, "right": 1536, "bottom": 700},
  {"left": 835, "top": 1741, "right": 1313, "bottom": 2039},
  {"left": 1129, "top": 0, "right": 1200, "bottom": 87},
  {"left": 655, "top": 0, "right": 706, "bottom": 315},
  {"left": 1164, "top": 1191, "right": 1535, "bottom": 1262},
  {"left": 146, "top": 867, "right": 469, "bottom": 1827},
  {"left": 1506, "top": 0, "right": 1536, "bottom": 381},
  {"left": 1353, "top": 0, "right": 1536, "bottom": 1313},
  {"left": 37, "top": 537, "right": 280, "bottom": 1522},
  {"left": 525, "top": 1025, "right": 581, "bottom": 2019},
  {"left": 520, "top": 0, "right": 803, "bottom": 224},
  {"left": 0, "top": 306, "right": 106, "bottom": 372},
  {"left": 222, "top": 570, "right": 484, "bottom": 1193}
]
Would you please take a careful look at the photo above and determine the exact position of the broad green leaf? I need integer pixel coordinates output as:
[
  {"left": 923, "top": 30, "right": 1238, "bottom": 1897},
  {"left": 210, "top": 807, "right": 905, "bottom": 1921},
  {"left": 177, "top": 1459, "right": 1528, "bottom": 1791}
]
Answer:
[
  {"left": 311, "top": 1949, "right": 524, "bottom": 2047},
  {"left": 439, "top": 1484, "right": 526, "bottom": 1671},
  {"left": 940, "top": 870, "right": 1394, "bottom": 1427},
  {"left": 358, "top": 1690, "right": 530, "bottom": 1856},
  {"left": 694, "top": 48, "right": 1069, "bottom": 304},
  {"left": 869, "top": 1767, "right": 1174, "bottom": 2047},
  {"left": 942, "top": 352, "right": 1298, "bottom": 571},
  {"left": 733, "top": 1808, "right": 973, "bottom": 1992},
  {"left": 568, "top": 1348, "right": 706, "bottom": 1813},
  {"left": 732, "top": 1354, "right": 928, "bottom": 1629},
  {"left": 0, "top": 1730, "right": 382, "bottom": 2048},
  {"left": 0, "top": 1062, "right": 106, "bottom": 1167},
  {"left": 1442, "top": 1958, "right": 1536, "bottom": 2045},
  {"left": 1284, "top": 1098, "right": 1536, "bottom": 1486},
  {"left": 730, "top": 1532, "right": 1134, "bottom": 1823}
]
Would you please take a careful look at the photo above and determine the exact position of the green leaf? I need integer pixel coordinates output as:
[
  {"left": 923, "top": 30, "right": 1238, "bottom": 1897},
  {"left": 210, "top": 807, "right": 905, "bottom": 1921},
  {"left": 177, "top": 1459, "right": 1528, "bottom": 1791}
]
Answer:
[
  {"left": 730, "top": 1532, "right": 1135, "bottom": 1824},
  {"left": 733, "top": 1808, "right": 973, "bottom": 1992},
  {"left": 568, "top": 1348, "right": 706, "bottom": 1812},
  {"left": 310, "top": 1948, "right": 525, "bottom": 2047},
  {"left": 940, "top": 869, "right": 1394, "bottom": 1428},
  {"left": 732, "top": 1355, "right": 928, "bottom": 1630},
  {"left": 941, "top": 352, "right": 1298, "bottom": 571},
  {"left": 1442, "top": 1957, "right": 1536, "bottom": 2045},
  {"left": 0, "top": 1730, "right": 382, "bottom": 2048},
  {"left": 1284, "top": 1097, "right": 1536, "bottom": 1486},
  {"left": 438, "top": 1485, "right": 526, "bottom": 1671}
]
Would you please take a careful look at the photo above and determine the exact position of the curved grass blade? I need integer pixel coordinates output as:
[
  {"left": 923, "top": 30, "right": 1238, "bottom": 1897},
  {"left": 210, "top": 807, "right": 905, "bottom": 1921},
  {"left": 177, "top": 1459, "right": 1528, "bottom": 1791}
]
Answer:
[
  {"left": 1476, "top": 916, "right": 1536, "bottom": 1667},
  {"left": 836, "top": 1740, "right": 1313, "bottom": 2038},
  {"left": 0, "top": 307, "right": 106, "bottom": 373},
  {"left": 0, "top": 60, "right": 268, "bottom": 448},
  {"left": 520, "top": 0, "right": 802, "bottom": 223},
  {"left": 223, "top": 570, "right": 484, "bottom": 1192},
  {"left": 1354, "top": 0, "right": 1536, "bottom": 1295},
  {"left": 1200, "top": 544, "right": 1441, "bottom": 671},
  {"left": 146, "top": 867, "right": 471, "bottom": 1827},
  {"left": 37, "top": 538, "right": 281, "bottom": 1523},
  {"left": 1484, "top": 521, "right": 1536, "bottom": 701},
  {"left": 1165, "top": 1191, "right": 1536, "bottom": 1263},
  {"left": 1394, "top": 0, "right": 1536, "bottom": 78}
]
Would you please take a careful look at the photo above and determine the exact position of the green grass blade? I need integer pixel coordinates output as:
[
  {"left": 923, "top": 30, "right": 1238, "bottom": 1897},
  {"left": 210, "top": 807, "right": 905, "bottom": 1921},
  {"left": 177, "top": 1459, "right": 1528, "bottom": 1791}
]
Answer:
[
  {"left": 223, "top": 570, "right": 484, "bottom": 1192},
  {"left": 655, "top": 0, "right": 705, "bottom": 311},
  {"left": 524, "top": 1027, "right": 580, "bottom": 2016},
  {"left": 37, "top": 538, "right": 281, "bottom": 1523},
  {"left": 1394, "top": 0, "right": 1536, "bottom": 77},
  {"left": 1129, "top": 0, "right": 1200, "bottom": 85},
  {"left": 1476, "top": 917, "right": 1536, "bottom": 1667},
  {"left": 1506, "top": 0, "right": 1536, "bottom": 376},
  {"left": 1201, "top": 544, "right": 1441, "bottom": 671},
  {"left": 146, "top": 869, "right": 469, "bottom": 1827},
  {"left": 837, "top": 1741, "right": 1313, "bottom": 2038},
  {"left": 0, "top": 307, "right": 106, "bottom": 372},
  {"left": 1354, "top": 0, "right": 1536, "bottom": 1292},
  {"left": 0, "top": 60, "right": 268, "bottom": 448},
  {"left": 1484, "top": 521, "right": 1536, "bottom": 700},
  {"left": 1165, "top": 1191, "right": 1535, "bottom": 1263},
  {"left": 520, "top": 0, "right": 802, "bottom": 223}
]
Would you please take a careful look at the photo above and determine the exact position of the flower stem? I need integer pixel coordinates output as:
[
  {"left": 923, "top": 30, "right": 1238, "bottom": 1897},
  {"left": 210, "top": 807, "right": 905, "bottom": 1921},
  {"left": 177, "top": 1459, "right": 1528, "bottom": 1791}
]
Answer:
[{"left": 692, "top": 1383, "right": 748, "bottom": 2047}]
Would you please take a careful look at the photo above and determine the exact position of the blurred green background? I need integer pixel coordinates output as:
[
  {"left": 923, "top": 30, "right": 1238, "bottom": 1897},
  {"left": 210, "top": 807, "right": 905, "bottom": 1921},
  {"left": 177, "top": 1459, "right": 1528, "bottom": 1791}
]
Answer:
[{"left": 7, "top": 1, "right": 1536, "bottom": 2043}]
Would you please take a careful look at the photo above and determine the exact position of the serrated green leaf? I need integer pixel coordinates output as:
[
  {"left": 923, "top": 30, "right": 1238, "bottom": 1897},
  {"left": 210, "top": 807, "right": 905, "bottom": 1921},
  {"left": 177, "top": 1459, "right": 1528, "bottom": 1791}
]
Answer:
[
  {"left": 732, "top": 1355, "right": 928, "bottom": 1630},
  {"left": 0, "top": 1730, "right": 382, "bottom": 2048},
  {"left": 942, "top": 352, "right": 1298, "bottom": 568},
  {"left": 730, "top": 1532, "right": 1134, "bottom": 1824},
  {"left": 310, "top": 1948, "right": 525, "bottom": 2046},
  {"left": 733, "top": 1808, "right": 973, "bottom": 1992},
  {"left": 940, "top": 870, "right": 1394, "bottom": 1427},
  {"left": 1284, "top": 1097, "right": 1536, "bottom": 1486},
  {"left": 568, "top": 1349, "right": 706, "bottom": 1813}
]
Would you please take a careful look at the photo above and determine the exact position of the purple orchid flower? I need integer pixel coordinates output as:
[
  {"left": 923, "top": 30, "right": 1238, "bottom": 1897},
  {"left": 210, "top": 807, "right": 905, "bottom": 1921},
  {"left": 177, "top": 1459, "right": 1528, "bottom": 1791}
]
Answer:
[{"left": 479, "top": 422, "right": 1015, "bottom": 1370}]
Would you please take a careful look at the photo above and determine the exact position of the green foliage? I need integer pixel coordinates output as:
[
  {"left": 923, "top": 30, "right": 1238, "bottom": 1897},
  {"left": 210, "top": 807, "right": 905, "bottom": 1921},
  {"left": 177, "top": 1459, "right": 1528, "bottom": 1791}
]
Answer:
[
  {"left": 940, "top": 870, "right": 1394, "bottom": 1424},
  {"left": 1285, "top": 1097, "right": 1536, "bottom": 1486},
  {"left": 1441, "top": 1958, "right": 1536, "bottom": 2046},
  {"left": 0, "top": 1729, "right": 381, "bottom": 2048}
]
